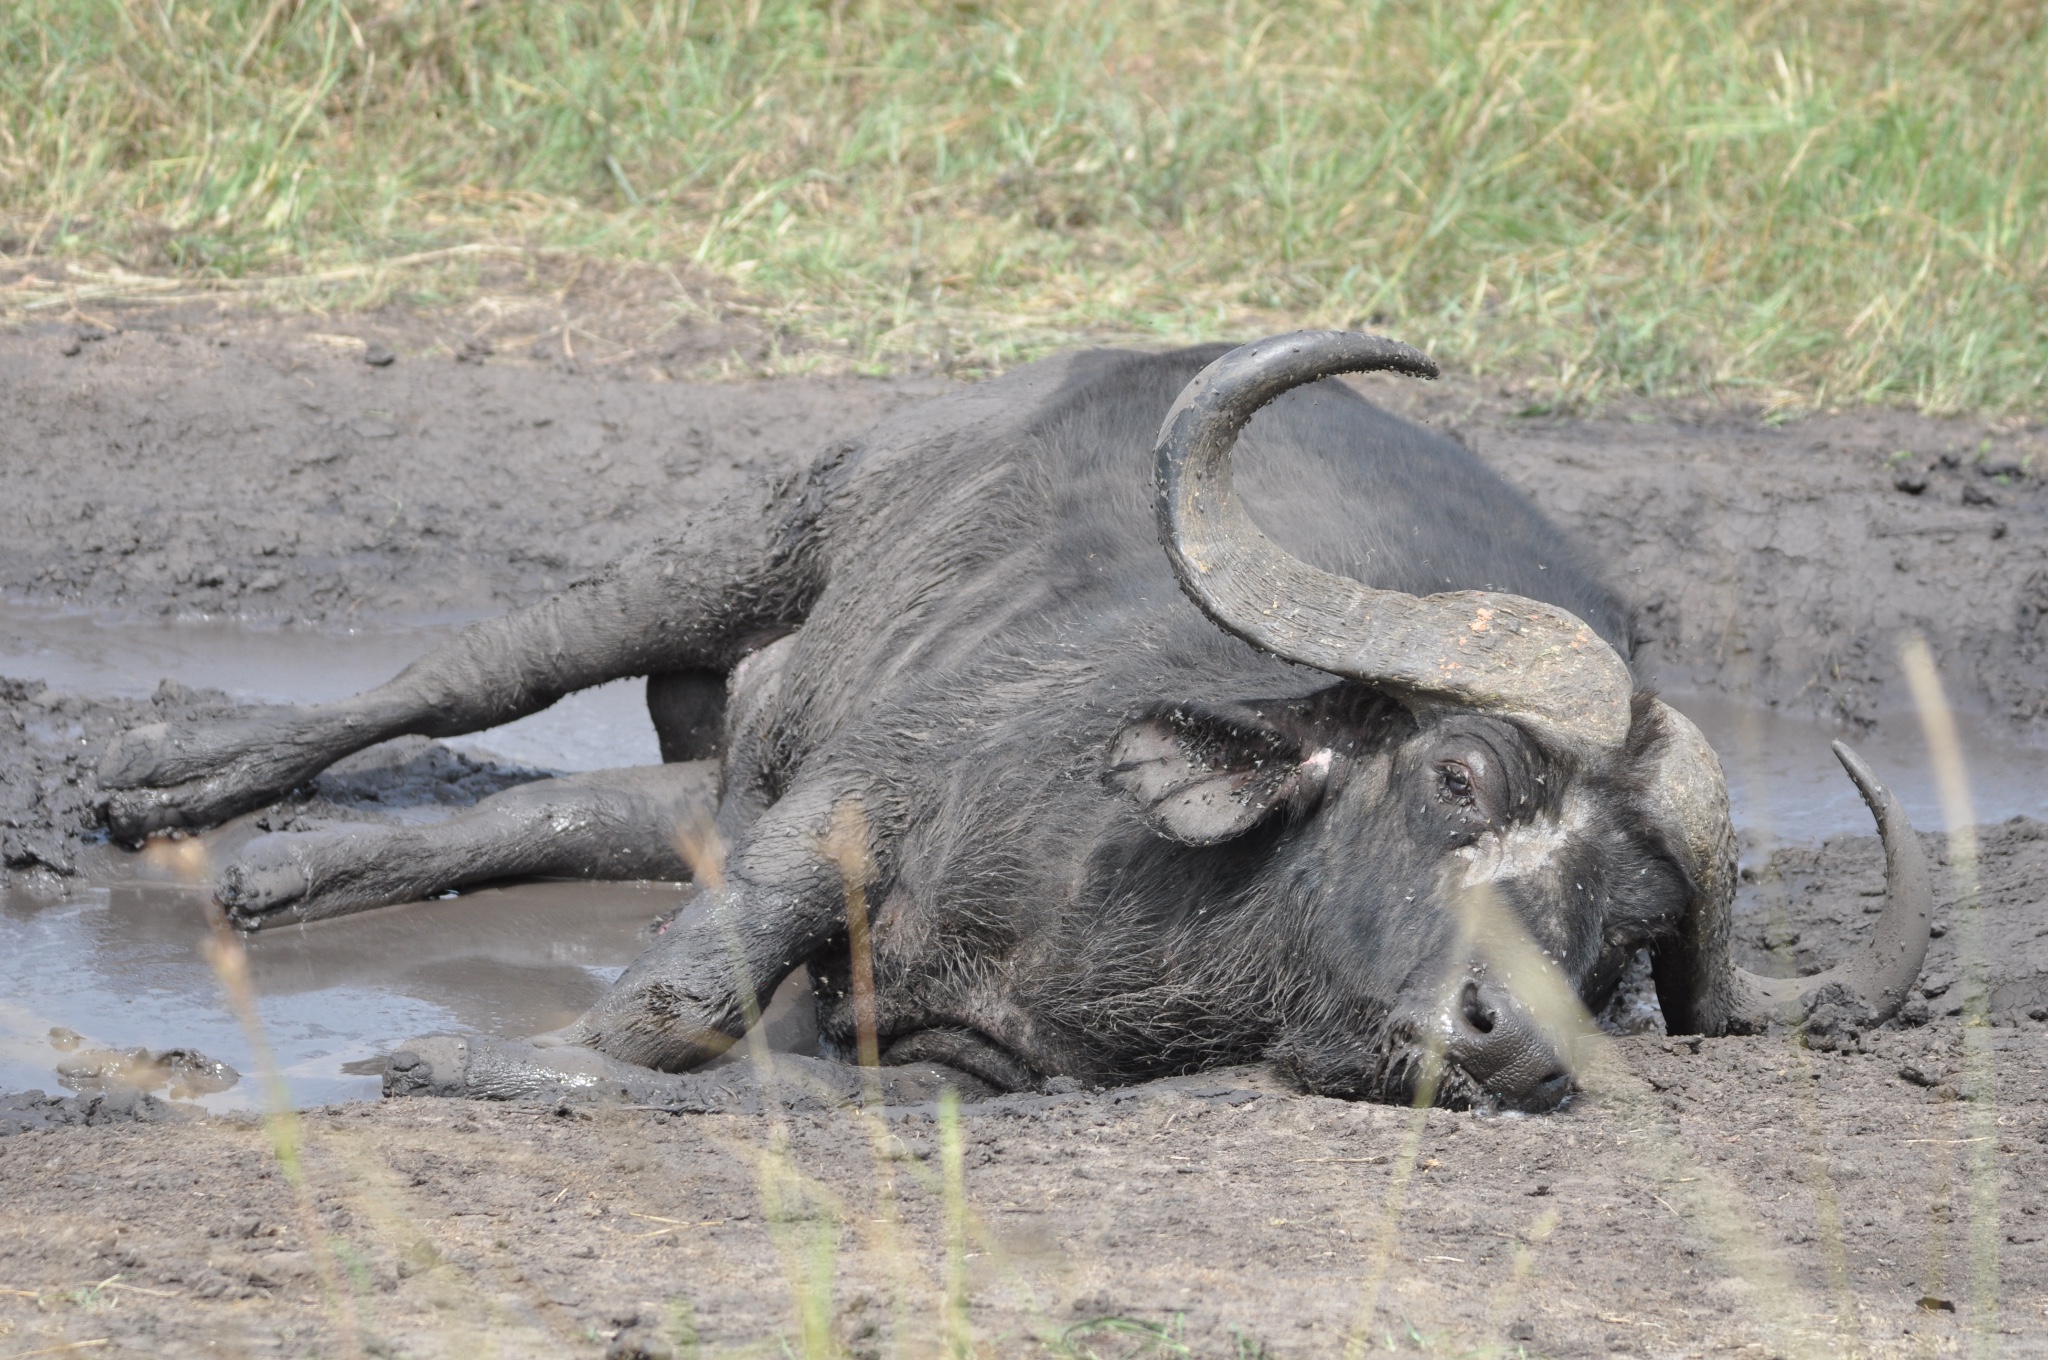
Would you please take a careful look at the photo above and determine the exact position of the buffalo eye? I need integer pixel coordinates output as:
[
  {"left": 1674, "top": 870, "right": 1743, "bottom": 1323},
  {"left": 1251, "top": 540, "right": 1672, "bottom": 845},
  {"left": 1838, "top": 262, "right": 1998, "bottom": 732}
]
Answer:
[
  {"left": 1437, "top": 761, "right": 1475, "bottom": 804},
  {"left": 1427, "top": 745, "right": 1505, "bottom": 827}
]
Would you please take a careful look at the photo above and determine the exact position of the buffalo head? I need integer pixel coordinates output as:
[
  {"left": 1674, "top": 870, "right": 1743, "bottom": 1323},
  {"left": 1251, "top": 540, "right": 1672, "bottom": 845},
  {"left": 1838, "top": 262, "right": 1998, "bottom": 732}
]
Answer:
[{"left": 1119, "top": 331, "right": 1933, "bottom": 1110}]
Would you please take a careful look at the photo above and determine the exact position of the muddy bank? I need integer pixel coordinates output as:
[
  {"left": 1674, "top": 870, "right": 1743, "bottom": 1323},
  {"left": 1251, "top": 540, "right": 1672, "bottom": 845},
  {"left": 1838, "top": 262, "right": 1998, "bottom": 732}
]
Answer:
[
  {"left": 3, "top": 320, "right": 2045, "bottom": 727},
  {"left": 0, "top": 316, "right": 945, "bottom": 625},
  {"left": 1735, "top": 815, "right": 2048, "bottom": 1025},
  {"left": 1, "top": 1027, "right": 2045, "bottom": 1359},
  {"left": 1342, "top": 372, "right": 2048, "bottom": 729}
]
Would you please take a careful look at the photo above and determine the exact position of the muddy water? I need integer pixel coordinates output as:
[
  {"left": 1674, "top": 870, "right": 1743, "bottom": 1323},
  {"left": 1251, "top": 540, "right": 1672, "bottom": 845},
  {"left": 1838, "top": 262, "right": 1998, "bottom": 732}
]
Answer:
[
  {"left": 1, "top": 609, "right": 2044, "bottom": 1111},
  {"left": 0, "top": 605, "right": 676, "bottom": 1109},
  {"left": 1658, "top": 688, "right": 2048, "bottom": 848},
  {"left": 0, "top": 865, "right": 682, "bottom": 1111}
]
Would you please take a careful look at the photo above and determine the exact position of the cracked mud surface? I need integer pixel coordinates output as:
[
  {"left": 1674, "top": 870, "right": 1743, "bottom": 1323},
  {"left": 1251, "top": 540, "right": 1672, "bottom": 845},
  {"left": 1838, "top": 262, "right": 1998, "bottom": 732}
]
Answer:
[{"left": 2, "top": 310, "right": 2046, "bottom": 1357}]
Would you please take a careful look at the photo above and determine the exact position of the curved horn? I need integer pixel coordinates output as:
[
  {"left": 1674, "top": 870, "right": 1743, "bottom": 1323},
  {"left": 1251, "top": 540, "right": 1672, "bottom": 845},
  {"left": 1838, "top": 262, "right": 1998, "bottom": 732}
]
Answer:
[
  {"left": 1734, "top": 741, "right": 1936, "bottom": 1029},
  {"left": 1154, "top": 331, "right": 1636, "bottom": 758},
  {"left": 1644, "top": 701, "right": 1934, "bottom": 1036}
]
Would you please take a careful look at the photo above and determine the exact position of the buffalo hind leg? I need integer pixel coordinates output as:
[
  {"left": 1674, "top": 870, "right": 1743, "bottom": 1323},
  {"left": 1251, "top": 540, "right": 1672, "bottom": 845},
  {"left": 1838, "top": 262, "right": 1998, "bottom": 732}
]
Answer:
[
  {"left": 214, "top": 761, "right": 719, "bottom": 930},
  {"left": 98, "top": 477, "right": 820, "bottom": 840}
]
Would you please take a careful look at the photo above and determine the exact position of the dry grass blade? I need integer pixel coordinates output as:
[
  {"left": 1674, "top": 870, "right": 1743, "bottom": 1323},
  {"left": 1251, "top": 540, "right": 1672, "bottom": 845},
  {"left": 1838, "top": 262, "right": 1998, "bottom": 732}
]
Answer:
[
  {"left": 1342, "top": 892, "right": 1466, "bottom": 1358},
  {"left": 4, "top": 1341, "right": 112, "bottom": 1359},
  {"left": 824, "top": 799, "right": 884, "bottom": 1087},
  {"left": 181, "top": 841, "right": 364, "bottom": 1360},
  {"left": 1900, "top": 634, "right": 2003, "bottom": 1348},
  {"left": 938, "top": 1088, "right": 974, "bottom": 1357}
]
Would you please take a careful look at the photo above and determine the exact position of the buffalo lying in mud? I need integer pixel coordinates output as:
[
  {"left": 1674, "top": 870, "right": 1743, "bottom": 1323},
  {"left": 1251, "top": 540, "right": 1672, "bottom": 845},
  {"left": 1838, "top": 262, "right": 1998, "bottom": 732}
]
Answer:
[{"left": 99, "top": 333, "right": 1933, "bottom": 1111}]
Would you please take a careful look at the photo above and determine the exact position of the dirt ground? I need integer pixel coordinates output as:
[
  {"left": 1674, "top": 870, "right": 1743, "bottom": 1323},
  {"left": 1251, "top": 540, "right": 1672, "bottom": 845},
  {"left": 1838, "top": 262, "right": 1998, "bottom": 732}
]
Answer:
[
  {"left": 3, "top": 302, "right": 2047, "bottom": 1358},
  {"left": 1, "top": 1021, "right": 2045, "bottom": 1360}
]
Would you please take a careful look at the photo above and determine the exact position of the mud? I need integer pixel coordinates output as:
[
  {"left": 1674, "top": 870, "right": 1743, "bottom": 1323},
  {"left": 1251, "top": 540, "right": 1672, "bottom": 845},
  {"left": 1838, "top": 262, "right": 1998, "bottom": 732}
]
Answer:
[
  {"left": 2, "top": 311, "right": 2047, "bottom": 1356},
  {"left": 2, "top": 1029, "right": 2045, "bottom": 1358},
  {"left": 3, "top": 317, "right": 2043, "bottom": 725},
  {"left": 0, "top": 1086, "right": 181, "bottom": 1135},
  {"left": 0, "top": 313, "right": 945, "bottom": 626},
  {"left": 1735, "top": 816, "right": 2048, "bottom": 1026},
  {"left": 1337, "top": 372, "right": 2048, "bottom": 730}
]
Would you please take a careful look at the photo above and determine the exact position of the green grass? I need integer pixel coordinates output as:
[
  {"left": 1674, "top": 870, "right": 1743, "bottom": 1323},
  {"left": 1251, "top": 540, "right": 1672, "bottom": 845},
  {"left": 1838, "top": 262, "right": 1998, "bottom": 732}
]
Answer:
[{"left": 4, "top": 0, "right": 2046, "bottom": 409}]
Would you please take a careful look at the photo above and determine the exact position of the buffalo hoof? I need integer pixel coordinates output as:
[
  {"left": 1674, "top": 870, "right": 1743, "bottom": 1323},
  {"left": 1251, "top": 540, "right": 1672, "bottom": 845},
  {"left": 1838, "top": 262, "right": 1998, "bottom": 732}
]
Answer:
[
  {"left": 215, "top": 827, "right": 422, "bottom": 929},
  {"left": 99, "top": 709, "right": 330, "bottom": 839},
  {"left": 381, "top": 1035, "right": 996, "bottom": 1109},
  {"left": 383, "top": 1035, "right": 665, "bottom": 1102}
]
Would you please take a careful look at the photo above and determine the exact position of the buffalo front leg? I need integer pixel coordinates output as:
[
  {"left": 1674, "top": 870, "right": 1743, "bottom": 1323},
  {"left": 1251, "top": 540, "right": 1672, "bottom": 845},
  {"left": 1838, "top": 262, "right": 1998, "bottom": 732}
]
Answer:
[
  {"left": 388, "top": 774, "right": 871, "bottom": 1091},
  {"left": 97, "top": 475, "right": 825, "bottom": 840},
  {"left": 213, "top": 761, "right": 720, "bottom": 930}
]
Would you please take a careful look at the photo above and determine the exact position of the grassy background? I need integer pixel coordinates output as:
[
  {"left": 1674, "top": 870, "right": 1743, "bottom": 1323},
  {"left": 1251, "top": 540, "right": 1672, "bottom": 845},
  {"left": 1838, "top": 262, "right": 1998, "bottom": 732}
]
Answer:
[{"left": 2, "top": 0, "right": 2045, "bottom": 409}]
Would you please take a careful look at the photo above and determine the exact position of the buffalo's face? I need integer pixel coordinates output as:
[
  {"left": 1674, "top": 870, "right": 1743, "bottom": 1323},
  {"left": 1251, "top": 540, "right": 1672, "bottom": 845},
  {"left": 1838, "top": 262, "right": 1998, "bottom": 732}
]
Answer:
[
  {"left": 1363, "top": 710, "right": 1692, "bottom": 1108},
  {"left": 1108, "top": 689, "right": 1691, "bottom": 1111}
]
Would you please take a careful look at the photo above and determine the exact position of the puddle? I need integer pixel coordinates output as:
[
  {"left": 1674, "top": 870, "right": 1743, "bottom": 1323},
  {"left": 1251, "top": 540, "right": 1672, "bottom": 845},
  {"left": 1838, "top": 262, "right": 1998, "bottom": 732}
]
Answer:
[
  {"left": 1, "top": 604, "right": 677, "bottom": 1111},
  {"left": 1659, "top": 688, "right": 2048, "bottom": 851},
  {"left": 0, "top": 608, "right": 2043, "bottom": 1109},
  {"left": 0, "top": 862, "right": 684, "bottom": 1112}
]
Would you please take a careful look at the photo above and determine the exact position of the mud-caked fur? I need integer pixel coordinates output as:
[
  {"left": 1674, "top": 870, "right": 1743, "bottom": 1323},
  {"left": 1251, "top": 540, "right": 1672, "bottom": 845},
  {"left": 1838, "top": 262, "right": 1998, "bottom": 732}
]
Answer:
[{"left": 100, "top": 345, "right": 1697, "bottom": 1110}]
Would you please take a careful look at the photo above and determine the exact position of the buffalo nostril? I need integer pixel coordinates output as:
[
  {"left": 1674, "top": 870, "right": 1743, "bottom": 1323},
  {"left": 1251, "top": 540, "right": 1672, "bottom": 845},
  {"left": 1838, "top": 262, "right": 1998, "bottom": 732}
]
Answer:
[
  {"left": 1523, "top": 1067, "right": 1574, "bottom": 1110},
  {"left": 1460, "top": 980, "right": 1496, "bottom": 1035}
]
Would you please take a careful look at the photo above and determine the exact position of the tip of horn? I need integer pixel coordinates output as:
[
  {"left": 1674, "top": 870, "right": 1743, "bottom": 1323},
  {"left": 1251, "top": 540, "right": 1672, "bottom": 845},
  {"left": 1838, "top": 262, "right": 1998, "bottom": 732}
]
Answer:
[{"left": 1830, "top": 739, "right": 1886, "bottom": 815}]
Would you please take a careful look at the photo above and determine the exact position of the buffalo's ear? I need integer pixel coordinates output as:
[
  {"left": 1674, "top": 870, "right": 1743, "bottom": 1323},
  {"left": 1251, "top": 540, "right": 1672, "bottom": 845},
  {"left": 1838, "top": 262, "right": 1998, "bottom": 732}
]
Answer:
[{"left": 1106, "top": 702, "right": 1331, "bottom": 845}]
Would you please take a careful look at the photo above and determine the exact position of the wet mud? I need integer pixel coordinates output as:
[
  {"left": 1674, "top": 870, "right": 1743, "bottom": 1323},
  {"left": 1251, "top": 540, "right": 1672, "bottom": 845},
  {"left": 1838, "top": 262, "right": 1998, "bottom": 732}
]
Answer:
[
  {"left": 1339, "top": 371, "right": 2048, "bottom": 730},
  {"left": 1, "top": 312, "right": 2046, "bottom": 1356},
  {"left": 0, "top": 1086, "right": 181, "bottom": 1135},
  {"left": 0, "top": 314, "right": 945, "bottom": 626}
]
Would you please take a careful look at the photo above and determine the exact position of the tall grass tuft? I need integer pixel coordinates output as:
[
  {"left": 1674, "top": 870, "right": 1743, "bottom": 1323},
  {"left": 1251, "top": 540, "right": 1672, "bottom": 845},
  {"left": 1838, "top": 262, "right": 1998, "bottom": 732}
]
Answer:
[{"left": 4, "top": 0, "right": 2044, "bottom": 409}]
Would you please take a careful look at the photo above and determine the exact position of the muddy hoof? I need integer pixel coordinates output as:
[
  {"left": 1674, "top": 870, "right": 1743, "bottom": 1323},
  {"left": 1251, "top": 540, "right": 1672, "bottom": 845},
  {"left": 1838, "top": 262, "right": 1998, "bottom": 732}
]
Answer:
[
  {"left": 380, "top": 1036, "right": 995, "bottom": 1110},
  {"left": 382, "top": 1036, "right": 551, "bottom": 1100},
  {"left": 98, "top": 709, "right": 331, "bottom": 839},
  {"left": 214, "top": 844, "right": 314, "bottom": 929},
  {"left": 95, "top": 722, "right": 182, "bottom": 789},
  {"left": 99, "top": 708, "right": 295, "bottom": 789},
  {"left": 383, "top": 1035, "right": 681, "bottom": 1103},
  {"left": 215, "top": 828, "right": 419, "bottom": 929},
  {"left": 104, "top": 773, "right": 300, "bottom": 842},
  {"left": 383, "top": 1037, "right": 484, "bottom": 1098},
  {"left": 104, "top": 783, "right": 249, "bottom": 842}
]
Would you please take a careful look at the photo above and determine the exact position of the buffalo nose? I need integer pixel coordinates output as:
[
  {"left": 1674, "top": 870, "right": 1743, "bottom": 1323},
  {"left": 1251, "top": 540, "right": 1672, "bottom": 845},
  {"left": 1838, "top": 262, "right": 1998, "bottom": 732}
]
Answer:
[{"left": 1443, "top": 974, "right": 1574, "bottom": 1112}]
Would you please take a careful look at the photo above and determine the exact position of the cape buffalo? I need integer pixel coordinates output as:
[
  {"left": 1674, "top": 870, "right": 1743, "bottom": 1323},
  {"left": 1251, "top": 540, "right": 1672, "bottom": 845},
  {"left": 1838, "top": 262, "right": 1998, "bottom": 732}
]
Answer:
[{"left": 98, "top": 332, "right": 1932, "bottom": 1111}]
